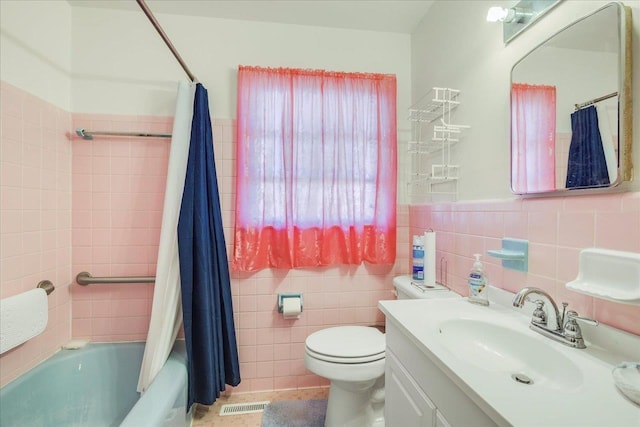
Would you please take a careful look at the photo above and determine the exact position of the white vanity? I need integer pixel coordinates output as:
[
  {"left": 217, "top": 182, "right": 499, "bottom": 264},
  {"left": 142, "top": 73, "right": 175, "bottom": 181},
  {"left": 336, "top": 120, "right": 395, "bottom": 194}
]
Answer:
[
  {"left": 384, "top": 316, "right": 500, "bottom": 427},
  {"left": 379, "top": 287, "right": 640, "bottom": 427}
]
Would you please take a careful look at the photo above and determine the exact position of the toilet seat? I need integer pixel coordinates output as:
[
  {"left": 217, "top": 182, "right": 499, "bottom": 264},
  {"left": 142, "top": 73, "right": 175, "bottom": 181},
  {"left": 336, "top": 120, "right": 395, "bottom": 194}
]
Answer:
[
  {"left": 305, "top": 326, "right": 385, "bottom": 364},
  {"left": 305, "top": 347, "right": 385, "bottom": 364}
]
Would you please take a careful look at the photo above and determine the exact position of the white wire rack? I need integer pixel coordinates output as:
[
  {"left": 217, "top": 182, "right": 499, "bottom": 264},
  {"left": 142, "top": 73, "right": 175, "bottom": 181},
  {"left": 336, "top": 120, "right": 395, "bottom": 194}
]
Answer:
[{"left": 407, "top": 87, "right": 469, "bottom": 202}]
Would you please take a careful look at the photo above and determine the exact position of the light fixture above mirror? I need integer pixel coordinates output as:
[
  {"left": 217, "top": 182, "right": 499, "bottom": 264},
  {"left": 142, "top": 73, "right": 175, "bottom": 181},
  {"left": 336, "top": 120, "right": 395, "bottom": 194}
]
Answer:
[{"left": 487, "top": 0, "right": 563, "bottom": 44}]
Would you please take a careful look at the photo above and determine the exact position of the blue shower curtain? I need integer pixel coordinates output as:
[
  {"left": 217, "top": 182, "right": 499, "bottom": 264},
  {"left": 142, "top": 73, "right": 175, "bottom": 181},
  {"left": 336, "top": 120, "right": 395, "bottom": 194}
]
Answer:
[
  {"left": 178, "top": 83, "right": 241, "bottom": 408},
  {"left": 565, "top": 105, "right": 610, "bottom": 189}
]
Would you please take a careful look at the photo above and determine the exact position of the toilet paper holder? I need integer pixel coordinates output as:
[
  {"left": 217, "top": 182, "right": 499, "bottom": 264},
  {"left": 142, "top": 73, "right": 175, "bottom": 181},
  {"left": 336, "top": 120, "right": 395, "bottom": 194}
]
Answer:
[{"left": 277, "top": 293, "right": 303, "bottom": 314}]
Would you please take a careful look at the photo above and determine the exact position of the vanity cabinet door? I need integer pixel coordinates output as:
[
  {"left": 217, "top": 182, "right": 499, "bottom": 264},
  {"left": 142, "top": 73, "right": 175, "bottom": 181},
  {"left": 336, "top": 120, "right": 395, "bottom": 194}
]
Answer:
[{"left": 386, "top": 349, "right": 436, "bottom": 427}]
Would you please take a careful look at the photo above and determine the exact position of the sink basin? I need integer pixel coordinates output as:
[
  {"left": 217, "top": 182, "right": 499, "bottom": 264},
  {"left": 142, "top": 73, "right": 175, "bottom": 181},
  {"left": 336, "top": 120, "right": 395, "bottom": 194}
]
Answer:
[{"left": 437, "top": 318, "right": 583, "bottom": 390}]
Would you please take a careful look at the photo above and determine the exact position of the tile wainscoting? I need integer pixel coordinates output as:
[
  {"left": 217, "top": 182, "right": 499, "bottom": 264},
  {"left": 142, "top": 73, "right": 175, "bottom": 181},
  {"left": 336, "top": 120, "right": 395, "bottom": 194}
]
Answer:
[{"left": 409, "top": 194, "right": 640, "bottom": 336}]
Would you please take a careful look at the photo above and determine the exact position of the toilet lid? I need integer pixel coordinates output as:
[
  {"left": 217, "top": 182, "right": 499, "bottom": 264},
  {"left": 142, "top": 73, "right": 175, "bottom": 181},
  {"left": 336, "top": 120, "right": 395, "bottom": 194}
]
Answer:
[{"left": 305, "top": 326, "right": 385, "bottom": 361}]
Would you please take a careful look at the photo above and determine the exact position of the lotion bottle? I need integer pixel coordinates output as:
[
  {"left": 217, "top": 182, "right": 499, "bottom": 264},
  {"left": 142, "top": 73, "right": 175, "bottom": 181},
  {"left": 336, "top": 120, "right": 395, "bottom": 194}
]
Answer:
[{"left": 468, "top": 254, "right": 489, "bottom": 306}]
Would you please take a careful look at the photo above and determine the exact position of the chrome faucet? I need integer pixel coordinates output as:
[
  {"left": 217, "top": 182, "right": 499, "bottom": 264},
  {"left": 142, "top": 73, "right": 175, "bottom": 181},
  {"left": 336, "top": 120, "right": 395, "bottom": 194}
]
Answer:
[
  {"left": 512, "top": 287, "right": 598, "bottom": 349},
  {"left": 512, "top": 287, "right": 563, "bottom": 330}
]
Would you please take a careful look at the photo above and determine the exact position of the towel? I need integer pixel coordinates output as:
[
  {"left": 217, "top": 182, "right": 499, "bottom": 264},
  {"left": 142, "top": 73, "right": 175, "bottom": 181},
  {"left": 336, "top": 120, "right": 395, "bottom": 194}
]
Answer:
[{"left": 0, "top": 288, "right": 48, "bottom": 354}]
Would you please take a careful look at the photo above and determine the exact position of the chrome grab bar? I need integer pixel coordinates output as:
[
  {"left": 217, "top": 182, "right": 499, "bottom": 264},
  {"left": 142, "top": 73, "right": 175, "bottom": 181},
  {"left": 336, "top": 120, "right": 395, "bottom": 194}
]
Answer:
[{"left": 76, "top": 271, "right": 155, "bottom": 286}]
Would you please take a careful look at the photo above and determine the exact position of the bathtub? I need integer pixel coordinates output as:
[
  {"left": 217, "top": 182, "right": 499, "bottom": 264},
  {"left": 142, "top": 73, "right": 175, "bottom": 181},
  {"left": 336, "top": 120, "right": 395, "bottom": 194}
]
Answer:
[{"left": 0, "top": 341, "right": 191, "bottom": 427}]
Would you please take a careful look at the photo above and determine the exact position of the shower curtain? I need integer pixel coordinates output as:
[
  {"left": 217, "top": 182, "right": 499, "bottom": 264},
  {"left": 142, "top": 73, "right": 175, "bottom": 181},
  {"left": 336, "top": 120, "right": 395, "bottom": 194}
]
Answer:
[
  {"left": 137, "top": 82, "right": 196, "bottom": 393},
  {"left": 565, "top": 105, "right": 610, "bottom": 189},
  {"left": 178, "top": 84, "right": 241, "bottom": 408},
  {"left": 596, "top": 104, "right": 618, "bottom": 184}
]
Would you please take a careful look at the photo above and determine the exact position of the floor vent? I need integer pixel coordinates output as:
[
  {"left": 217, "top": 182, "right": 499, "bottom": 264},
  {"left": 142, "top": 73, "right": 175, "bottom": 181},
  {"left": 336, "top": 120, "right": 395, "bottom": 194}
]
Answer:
[{"left": 219, "top": 401, "right": 270, "bottom": 416}]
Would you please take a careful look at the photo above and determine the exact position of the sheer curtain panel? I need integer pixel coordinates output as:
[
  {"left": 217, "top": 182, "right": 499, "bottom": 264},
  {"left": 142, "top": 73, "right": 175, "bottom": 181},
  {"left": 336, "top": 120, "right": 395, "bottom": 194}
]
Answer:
[{"left": 233, "top": 66, "right": 397, "bottom": 271}]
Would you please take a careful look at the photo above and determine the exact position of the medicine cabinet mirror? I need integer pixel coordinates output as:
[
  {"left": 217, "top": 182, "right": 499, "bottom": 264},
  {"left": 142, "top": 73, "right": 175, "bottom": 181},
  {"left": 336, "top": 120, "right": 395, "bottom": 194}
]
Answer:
[{"left": 510, "top": 2, "right": 633, "bottom": 195}]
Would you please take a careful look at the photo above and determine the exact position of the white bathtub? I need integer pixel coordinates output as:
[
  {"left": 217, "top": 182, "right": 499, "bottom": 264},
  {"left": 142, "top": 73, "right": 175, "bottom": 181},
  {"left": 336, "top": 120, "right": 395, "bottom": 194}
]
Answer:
[{"left": 0, "top": 341, "right": 191, "bottom": 427}]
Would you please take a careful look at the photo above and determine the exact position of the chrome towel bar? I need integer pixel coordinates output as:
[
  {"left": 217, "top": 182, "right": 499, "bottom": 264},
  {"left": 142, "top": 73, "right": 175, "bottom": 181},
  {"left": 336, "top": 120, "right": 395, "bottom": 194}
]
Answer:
[
  {"left": 75, "top": 128, "right": 172, "bottom": 140},
  {"left": 37, "top": 280, "right": 55, "bottom": 295},
  {"left": 76, "top": 271, "right": 155, "bottom": 286}
]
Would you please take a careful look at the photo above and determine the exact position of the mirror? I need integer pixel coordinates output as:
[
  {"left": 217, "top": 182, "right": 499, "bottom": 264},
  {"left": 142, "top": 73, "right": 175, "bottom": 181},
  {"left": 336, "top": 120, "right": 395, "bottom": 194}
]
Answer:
[{"left": 510, "top": 2, "right": 633, "bottom": 195}]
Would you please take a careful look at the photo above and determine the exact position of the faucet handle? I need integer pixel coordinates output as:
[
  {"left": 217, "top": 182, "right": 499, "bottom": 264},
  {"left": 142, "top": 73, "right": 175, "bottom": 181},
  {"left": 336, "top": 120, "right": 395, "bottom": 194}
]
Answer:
[
  {"left": 531, "top": 300, "right": 547, "bottom": 326},
  {"left": 566, "top": 310, "right": 599, "bottom": 326},
  {"left": 562, "top": 310, "right": 598, "bottom": 349}
]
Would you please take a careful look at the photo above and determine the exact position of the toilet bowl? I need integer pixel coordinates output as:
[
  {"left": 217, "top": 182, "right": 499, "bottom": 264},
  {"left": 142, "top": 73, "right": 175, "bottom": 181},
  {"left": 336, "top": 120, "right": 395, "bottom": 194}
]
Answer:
[
  {"left": 305, "top": 276, "right": 461, "bottom": 427},
  {"left": 304, "top": 326, "right": 386, "bottom": 427}
]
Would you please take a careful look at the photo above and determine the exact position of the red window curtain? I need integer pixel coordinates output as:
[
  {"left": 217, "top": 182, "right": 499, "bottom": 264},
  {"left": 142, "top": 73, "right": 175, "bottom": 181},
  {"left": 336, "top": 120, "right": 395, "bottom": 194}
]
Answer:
[
  {"left": 511, "top": 83, "right": 557, "bottom": 193},
  {"left": 233, "top": 66, "right": 397, "bottom": 271}
]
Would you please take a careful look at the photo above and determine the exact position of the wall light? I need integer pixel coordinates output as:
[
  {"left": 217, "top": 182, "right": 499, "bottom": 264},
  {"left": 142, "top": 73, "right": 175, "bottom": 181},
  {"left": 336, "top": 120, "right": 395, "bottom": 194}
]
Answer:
[
  {"left": 487, "top": 0, "right": 563, "bottom": 44},
  {"left": 487, "top": 7, "right": 511, "bottom": 22},
  {"left": 486, "top": 7, "right": 533, "bottom": 23}
]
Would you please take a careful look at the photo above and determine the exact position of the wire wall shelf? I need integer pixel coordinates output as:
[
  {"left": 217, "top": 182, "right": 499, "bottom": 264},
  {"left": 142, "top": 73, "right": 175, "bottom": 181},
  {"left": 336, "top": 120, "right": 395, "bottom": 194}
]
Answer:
[
  {"left": 407, "top": 87, "right": 469, "bottom": 203},
  {"left": 408, "top": 87, "right": 461, "bottom": 123}
]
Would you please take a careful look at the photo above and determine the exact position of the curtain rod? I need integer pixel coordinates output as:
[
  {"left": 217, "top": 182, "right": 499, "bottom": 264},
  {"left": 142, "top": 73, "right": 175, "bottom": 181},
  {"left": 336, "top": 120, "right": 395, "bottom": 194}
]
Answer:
[
  {"left": 574, "top": 91, "right": 617, "bottom": 111},
  {"left": 135, "top": 0, "right": 198, "bottom": 83},
  {"left": 76, "top": 128, "right": 171, "bottom": 140}
]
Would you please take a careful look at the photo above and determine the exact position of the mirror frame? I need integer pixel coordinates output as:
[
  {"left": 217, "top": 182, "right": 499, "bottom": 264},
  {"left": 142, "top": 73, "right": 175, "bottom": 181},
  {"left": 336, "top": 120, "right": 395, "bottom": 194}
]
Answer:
[{"left": 510, "top": 2, "right": 633, "bottom": 196}]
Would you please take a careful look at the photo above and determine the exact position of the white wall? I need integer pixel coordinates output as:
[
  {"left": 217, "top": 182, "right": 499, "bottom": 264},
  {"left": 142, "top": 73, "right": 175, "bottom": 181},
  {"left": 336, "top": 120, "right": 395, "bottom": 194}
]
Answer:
[
  {"left": 70, "top": 6, "right": 413, "bottom": 202},
  {"left": 0, "top": 0, "right": 72, "bottom": 110},
  {"left": 5, "top": 1, "right": 637, "bottom": 204},
  {"left": 70, "top": 7, "right": 412, "bottom": 119},
  {"left": 411, "top": 0, "right": 640, "bottom": 200}
]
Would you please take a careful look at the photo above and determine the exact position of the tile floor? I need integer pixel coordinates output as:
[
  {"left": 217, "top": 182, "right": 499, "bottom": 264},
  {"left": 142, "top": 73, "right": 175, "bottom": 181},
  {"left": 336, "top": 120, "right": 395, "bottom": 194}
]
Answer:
[{"left": 193, "top": 387, "right": 330, "bottom": 426}]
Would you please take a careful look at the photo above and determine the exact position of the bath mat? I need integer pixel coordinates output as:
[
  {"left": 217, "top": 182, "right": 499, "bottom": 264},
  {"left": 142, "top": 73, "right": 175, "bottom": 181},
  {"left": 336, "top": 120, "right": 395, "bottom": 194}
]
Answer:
[{"left": 261, "top": 399, "right": 327, "bottom": 427}]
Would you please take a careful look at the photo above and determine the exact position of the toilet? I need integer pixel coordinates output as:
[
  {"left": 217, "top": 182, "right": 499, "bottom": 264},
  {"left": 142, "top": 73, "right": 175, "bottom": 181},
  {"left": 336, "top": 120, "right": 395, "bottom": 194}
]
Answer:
[{"left": 304, "top": 275, "right": 461, "bottom": 427}]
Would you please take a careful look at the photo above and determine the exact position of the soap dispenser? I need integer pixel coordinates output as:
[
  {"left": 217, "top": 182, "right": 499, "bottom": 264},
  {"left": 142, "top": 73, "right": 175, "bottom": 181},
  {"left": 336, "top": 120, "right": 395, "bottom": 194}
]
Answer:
[{"left": 468, "top": 254, "right": 489, "bottom": 306}]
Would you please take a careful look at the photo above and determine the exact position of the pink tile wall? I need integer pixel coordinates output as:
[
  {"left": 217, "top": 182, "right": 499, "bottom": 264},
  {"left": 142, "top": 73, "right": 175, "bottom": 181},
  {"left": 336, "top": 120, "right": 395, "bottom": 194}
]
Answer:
[
  {"left": 0, "top": 82, "right": 73, "bottom": 387},
  {"left": 410, "top": 193, "right": 640, "bottom": 336},
  {"left": 70, "top": 113, "right": 172, "bottom": 342},
  {"left": 69, "top": 115, "right": 410, "bottom": 393},
  {"left": 229, "top": 262, "right": 403, "bottom": 392}
]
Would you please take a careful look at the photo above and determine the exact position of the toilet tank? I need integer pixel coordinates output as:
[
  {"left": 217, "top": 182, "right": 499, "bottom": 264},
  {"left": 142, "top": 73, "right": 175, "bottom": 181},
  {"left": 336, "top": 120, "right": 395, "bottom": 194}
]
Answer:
[{"left": 393, "top": 275, "right": 461, "bottom": 300}]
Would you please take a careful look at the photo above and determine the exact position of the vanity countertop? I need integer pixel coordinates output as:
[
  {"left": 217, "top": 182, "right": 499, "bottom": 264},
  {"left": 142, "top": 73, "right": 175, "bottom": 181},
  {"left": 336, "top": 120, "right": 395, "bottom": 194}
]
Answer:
[{"left": 379, "top": 294, "right": 640, "bottom": 427}]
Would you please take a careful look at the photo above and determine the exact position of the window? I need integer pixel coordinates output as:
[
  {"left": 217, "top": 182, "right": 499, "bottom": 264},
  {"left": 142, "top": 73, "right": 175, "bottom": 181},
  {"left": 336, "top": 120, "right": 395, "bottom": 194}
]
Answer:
[{"left": 233, "top": 66, "right": 397, "bottom": 271}]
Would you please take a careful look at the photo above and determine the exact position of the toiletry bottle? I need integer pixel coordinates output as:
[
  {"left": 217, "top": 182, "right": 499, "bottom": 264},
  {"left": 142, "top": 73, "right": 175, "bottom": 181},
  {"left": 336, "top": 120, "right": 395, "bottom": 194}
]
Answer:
[
  {"left": 468, "top": 254, "right": 489, "bottom": 306},
  {"left": 412, "top": 235, "right": 425, "bottom": 281}
]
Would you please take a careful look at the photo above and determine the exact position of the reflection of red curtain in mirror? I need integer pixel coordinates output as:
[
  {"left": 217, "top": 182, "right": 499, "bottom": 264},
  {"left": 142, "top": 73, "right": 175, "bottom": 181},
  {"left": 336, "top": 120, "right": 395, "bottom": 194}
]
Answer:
[{"left": 511, "top": 83, "right": 556, "bottom": 193}]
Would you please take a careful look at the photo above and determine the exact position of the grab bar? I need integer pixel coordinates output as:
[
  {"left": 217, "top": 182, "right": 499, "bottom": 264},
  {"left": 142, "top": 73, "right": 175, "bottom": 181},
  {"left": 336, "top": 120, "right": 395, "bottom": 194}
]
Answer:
[
  {"left": 76, "top": 271, "right": 155, "bottom": 286},
  {"left": 76, "top": 128, "right": 171, "bottom": 140},
  {"left": 37, "top": 280, "right": 55, "bottom": 295}
]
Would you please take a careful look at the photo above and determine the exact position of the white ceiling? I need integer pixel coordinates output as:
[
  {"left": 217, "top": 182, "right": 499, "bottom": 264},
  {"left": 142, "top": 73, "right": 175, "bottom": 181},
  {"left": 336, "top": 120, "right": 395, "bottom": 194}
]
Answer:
[{"left": 67, "top": 0, "right": 436, "bottom": 34}]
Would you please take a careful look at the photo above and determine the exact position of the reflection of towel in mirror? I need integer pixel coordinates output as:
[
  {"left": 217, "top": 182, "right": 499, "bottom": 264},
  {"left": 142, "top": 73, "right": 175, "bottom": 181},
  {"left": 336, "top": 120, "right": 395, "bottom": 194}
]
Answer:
[
  {"left": 596, "top": 104, "right": 618, "bottom": 184},
  {"left": 565, "top": 105, "right": 610, "bottom": 189}
]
